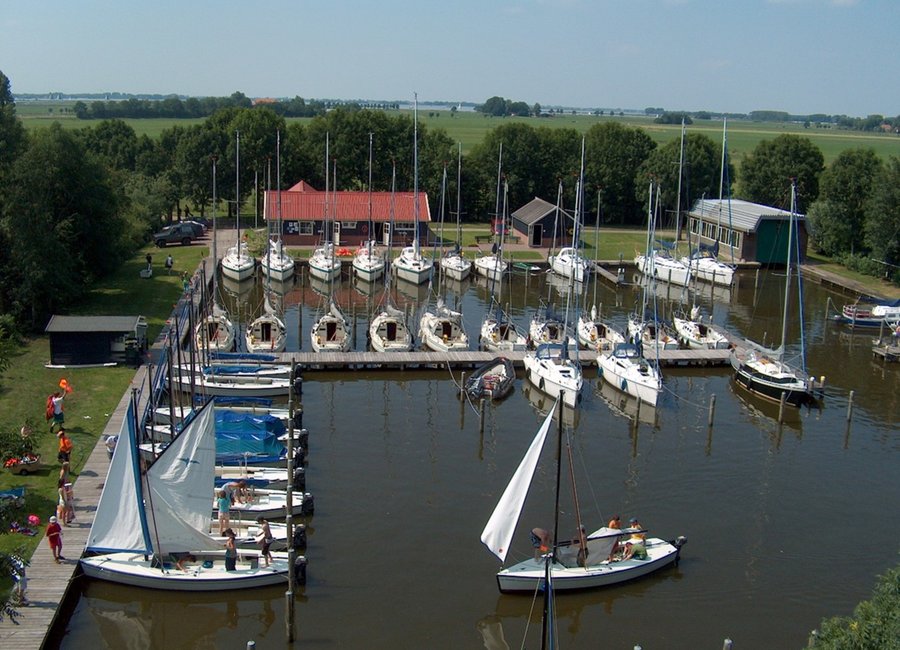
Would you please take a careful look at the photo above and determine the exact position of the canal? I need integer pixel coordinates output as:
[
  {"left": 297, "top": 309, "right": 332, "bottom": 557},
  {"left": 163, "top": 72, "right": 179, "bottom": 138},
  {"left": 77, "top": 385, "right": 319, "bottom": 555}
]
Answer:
[{"left": 58, "top": 267, "right": 899, "bottom": 649}]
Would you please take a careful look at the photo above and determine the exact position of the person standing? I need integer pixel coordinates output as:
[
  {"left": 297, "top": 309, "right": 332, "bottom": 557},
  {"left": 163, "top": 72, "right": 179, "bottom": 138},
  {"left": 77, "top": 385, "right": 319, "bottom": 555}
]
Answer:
[
  {"left": 57, "top": 429, "right": 73, "bottom": 463},
  {"left": 216, "top": 489, "right": 230, "bottom": 535},
  {"left": 49, "top": 390, "right": 65, "bottom": 434},
  {"left": 47, "top": 516, "right": 63, "bottom": 563},
  {"left": 224, "top": 528, "right": 237, "bottom": 571},
  {"left": 164, "top": 254, "right": 174, "bottom": 274},
  {"left": 104, "top": 434, "right": 118, "bottom": 461},
  {"left": 255, "top": 516, "right": 274, "bottom": 567},
  {"left": 11, "top": 555, "right": 28, "bottom": 605}
]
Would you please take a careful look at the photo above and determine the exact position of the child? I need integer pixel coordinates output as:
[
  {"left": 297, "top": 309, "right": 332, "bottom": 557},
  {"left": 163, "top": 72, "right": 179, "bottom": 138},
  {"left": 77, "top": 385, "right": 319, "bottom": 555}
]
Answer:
[
  {"left": 224, "top": 528, "right": 237, "bottom": 572},
  {"left": 255, "top": 516, "right": 274, "bottom": 567},
  {"left": 11, "top": 555, "right": 28, "bottom": 605},
  {"left": 47, "top": 515, "right": 63, "bottom": 563},
  {"left": 216, "top": 489, "right": 230, "bottom": 535}
]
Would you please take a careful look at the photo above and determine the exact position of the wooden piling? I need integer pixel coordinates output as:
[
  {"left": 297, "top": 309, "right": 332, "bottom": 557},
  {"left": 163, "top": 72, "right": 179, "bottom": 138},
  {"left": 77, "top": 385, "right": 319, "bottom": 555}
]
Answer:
[
  {"left": 723, "top": 639, "right": 734, "bottom": 650},
  {"left": 479, "top": 398, "right": 486, "bottom": 434},
  {"left": 778, "top": 392, "right": 787, "bottom": 423},
  {"left": 846, "top": 390, "right": 854, "bottom": 422},
  {"left": 708, "top": 394, "right": 717, "bottom": 428}
]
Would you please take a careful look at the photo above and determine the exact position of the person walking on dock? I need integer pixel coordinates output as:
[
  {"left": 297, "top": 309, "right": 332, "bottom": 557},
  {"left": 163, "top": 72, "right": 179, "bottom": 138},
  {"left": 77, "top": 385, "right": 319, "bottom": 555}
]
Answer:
[
  {"left": 57, "top": 428, "right": 73, "bottom": 463},
  {"left": 46, "top": 516, "right": 63, "bottom": 563}
]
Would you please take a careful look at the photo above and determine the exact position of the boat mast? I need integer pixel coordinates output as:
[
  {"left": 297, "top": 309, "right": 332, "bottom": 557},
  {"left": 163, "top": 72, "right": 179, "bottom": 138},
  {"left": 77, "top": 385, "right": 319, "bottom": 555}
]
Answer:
[
  {"left": 235, "top": 131, "right": 241, "bottom": 253},
  {"left": 211, "top": 155, "right": 218, "bottom": 298},
  {"left": 367, "top": 132, "right": 373, "bottom": 252},
  {"left": 455, "top": 143, "right": 463, "bottom": 248},
  {"left": 413, "top": 93, "right": 420, "bottom": 258},
  {"left": 779, "top": 180, "right": 797, "bottom": 366},
  {"left": 675, "top": 118, "right": 685, "bottom": 242},
  {"left": 716, "top": 118, "right": 727, "bottom": 242}
]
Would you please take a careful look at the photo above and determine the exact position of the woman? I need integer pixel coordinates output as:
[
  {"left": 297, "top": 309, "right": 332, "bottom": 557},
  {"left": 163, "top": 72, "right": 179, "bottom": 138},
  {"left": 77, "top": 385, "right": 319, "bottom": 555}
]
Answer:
[
  {"left": 57, "top": 480, "right": 68, "bottom": 526},
  {"left": 224, "top": 528, "right": 237, "bottom": 572},
  {"left": 216, "top": 489, "right": 230, "bottom": 535}
]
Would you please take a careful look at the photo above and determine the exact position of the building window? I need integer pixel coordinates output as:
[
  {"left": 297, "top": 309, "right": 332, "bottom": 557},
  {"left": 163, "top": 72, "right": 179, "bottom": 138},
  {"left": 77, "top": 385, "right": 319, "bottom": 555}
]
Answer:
[
  {"left": 394, "top": 223, "right": 415, "bottom": 233},
  {"left": 299, "top": 222, "right": 313, "bottom": 235},
  {"left": 339, "top": 221, "right": 357, "bottom": 230}
]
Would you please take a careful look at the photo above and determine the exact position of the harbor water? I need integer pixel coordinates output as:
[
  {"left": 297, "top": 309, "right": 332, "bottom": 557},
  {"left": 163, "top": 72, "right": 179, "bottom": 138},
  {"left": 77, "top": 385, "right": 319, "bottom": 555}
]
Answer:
[{"left": 58, "top": 267, "right": 899, "bottom": 649}]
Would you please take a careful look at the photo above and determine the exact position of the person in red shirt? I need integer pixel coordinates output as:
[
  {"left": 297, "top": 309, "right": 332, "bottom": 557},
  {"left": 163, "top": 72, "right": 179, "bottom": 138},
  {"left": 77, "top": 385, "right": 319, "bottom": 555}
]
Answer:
[
  {"left": 57, "top": 429, "right": 73, "bottom": 463},
  {"left": 46, "top": 516, "right": 64, "bottom": 563}
]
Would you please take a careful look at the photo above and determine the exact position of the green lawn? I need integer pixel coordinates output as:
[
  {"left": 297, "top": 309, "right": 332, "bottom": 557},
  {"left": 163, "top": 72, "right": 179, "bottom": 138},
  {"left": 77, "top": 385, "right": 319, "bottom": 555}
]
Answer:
[{"left": 18, "top": 103, "right": 900, "bottom": 165}]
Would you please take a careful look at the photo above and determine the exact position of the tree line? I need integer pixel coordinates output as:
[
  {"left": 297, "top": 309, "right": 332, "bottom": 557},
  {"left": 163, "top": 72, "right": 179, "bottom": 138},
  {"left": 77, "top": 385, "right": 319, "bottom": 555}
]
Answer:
[{"left": 1, "top": 68, "right": 898, "bottom": 333}]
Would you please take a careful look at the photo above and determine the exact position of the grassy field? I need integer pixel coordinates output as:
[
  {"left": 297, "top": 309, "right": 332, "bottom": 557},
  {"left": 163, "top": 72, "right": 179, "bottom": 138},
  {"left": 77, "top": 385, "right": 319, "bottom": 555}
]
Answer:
[{"left": 17, "top": 101, "right": 900, "bottom": 165}]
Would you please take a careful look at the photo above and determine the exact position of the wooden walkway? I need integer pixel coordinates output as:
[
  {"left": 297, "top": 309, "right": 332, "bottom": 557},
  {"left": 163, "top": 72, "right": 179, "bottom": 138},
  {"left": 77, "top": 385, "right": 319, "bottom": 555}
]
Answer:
[{"left": 0, "top": 368, "right": 147, "bottom": 649}]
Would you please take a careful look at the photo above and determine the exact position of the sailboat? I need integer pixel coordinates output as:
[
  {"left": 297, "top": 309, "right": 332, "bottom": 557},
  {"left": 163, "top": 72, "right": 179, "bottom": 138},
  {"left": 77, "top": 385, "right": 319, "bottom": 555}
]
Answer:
[
  {"left": 673, "top": 304, "right": 729, "bottom": 350},
  {"left": 628, "top": 182, "right": 679, "bottom": 351},
  {"left": 730, "top": 181, "right": 817, "bottom": 407},
  {"left": 260, "top": 132, "right": 295, "bottom": 283},
  {"left": 548, "top": 140, "right": 591, "bottom": 283},
  {"left": 392, "top": 94, "right": 434, "bottom": 285},
  {"left": 681, "top": 119, "right": 736, "bottom": 287},
  {"left": 81, "top": 398, "right": 292, "bottom": 590},
  {"left": 369, "top": 163, "right": 415, "bottom": 352},
  {"left": 480, "top": 180, "right": 527, "bottom": 352},
  {"left": 473, "top": 143, "right": 509, "bottom": 283},
  {"left": 195, "top": 156, "right": 236, "bottom": 353},
  {"left": 419, "top": 166, "right": 469, "bottom": 352},
  {"left": 308, "top": 134, "right": 343, "bottom": 283},
  {"left": 352, "top": 133, "right": 386, "bottom": 283},
  {"left": 221, "top": 131, "right": 257, "bottom": 282},
  {"left": 481, "top": 396, "right": 686, "bottom": 593},
  {"left": 439, "top": 144, "right": 472, "bottom": 282},
  {"left": 246, "top": 133, "right": 287, "bottom": 354},
  {"left": 524, "top": 172, "right": 584, "bottom": 408},
  {"left": 597, "top": 341, "right": 663, "bottom": 406}
]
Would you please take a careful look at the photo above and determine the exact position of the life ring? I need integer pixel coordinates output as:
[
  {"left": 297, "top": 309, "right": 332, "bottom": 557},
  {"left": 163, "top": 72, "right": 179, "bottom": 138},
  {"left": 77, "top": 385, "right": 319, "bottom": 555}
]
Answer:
[{"left": 361, "top": 223, "right": 368, "bottom": 234}]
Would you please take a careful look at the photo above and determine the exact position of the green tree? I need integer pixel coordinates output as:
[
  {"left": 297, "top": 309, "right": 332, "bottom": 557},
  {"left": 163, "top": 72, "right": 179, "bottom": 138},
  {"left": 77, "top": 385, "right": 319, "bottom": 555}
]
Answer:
[
  {"left": 807, "top": 148, "right": 882, "bottom": 256},
  {"left": 584, "top": 122, "right": 656, "bottom": 225},
  {"left": 78, "top": 119, "right": 139, "bottom": 171},
  {"left": 863, "top": 156, "right": 900, "bottom": 275},
  {"left": 0, "top": 69, "right": 27, "bottom": 176},
  {"left": 739, "top": 134, "right": 824, "bottom": 209},
  {"left": 635, "top": 132, "right": 725, "bottom": 229},
  {"left": 477, "top": 96, "right": 509, "bottom": 117},
  {"left": 811, "top": 565, "right": 900, "bottom": 649},
  {"left": 0, "top": 124, "right": 123, "bottom": 329}
]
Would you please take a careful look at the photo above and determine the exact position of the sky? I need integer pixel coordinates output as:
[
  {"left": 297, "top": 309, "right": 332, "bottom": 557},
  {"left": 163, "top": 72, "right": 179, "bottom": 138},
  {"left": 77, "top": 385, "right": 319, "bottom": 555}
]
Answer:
[{"left": 1, "top": 0, "right": 896, "bottom": 117}]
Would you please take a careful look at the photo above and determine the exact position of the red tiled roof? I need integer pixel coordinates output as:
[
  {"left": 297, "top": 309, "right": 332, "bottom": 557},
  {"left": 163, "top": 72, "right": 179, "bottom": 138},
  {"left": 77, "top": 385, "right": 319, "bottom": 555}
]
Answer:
[
  {"left": 264, "top": 186, "right": 431, "bottom": 223},
  {"left": 288, "top": 180, "right": 319, "bottom": 192}
]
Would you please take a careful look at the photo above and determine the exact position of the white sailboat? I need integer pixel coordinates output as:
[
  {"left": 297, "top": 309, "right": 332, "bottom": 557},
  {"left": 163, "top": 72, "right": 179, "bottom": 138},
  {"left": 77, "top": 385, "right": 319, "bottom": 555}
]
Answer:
[
  {"left": 353, "top": 133, "right": 386, "bottom": 283},
  {"left": 481, "top": 396, "right": 686, "bottom": 593},
  {"left": 260, "top": 131, "right": 295, "bottom": 283},
  {"left": 577, "top": 304, "right": 625, "bottom": 353},
  {"left": 369, "top": 163, "right": 415, "bottom": 352},
  {"left": 81, "top": 399, "right": 292, "bottom": 590},
  {"left": 195, "top": 155, "right": 236, "bottom": 354},
  {"left": 221, "top": 131, "right": 257, "bottom": 282},
  {"left": 681, "top": 119, "right": 736, "bottom": 287},
  {"left": 392, "top": 95, "right": 434, "bottom": 285},
  {"left": 473, "top": 144, "right": 509, "bottom": 283},
  {"left": 245, "top": 292, "right": 286, "bottom": 353},
  {"left": 439, "top": 144, "right": 472, "bottom": 282},
  {"left": 730, "top": 181, "right": 817, "bottom": 407},
  {"left": 597, "top": 342, "right": 663, "bottom": 406},
  {"left": 548, "top": 139, "right": 591, "bottom": 283},
  {"left": 309, "top": 134, "right": 343, "bottom": 283},
  {"left": 673, "top": 304, "right": 729, "bottom": 350},
  {"left": 419, "top": 166, "right": 469, "bottom": 352}
]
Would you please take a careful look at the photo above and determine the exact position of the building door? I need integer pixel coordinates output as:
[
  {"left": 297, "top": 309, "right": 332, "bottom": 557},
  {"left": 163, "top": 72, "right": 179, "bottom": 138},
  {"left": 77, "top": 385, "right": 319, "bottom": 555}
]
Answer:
[
  {"left": 530, "top": 224, "right": 542, "bottom": 247},
  {"left": 383, "top": 223, "right": 391, "bottom": 247},
  {"left": 333, "top": 221, "right": 341, "bottom": 246}
]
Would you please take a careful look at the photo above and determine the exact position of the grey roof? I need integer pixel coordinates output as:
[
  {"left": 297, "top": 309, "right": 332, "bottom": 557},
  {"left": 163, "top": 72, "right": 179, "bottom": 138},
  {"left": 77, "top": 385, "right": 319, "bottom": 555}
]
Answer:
[
  {"left": 512, "top": 197, "right": 574, "bottom": 226},
  {"left": 45, "top": 315, "right": 144, "bottom": 333},
  {"left": 688, "top": 199, "right": 804, "bottom": 233}
]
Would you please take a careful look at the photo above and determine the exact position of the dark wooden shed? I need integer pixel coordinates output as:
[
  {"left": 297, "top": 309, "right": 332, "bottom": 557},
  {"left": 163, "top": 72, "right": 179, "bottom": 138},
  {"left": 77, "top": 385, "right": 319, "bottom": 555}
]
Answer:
[
  {"left": 45, "top": 315, "right": 148, "bottom": 366},
  {"left": 511, "top": 198, "right": 573, "bottom": 248}
]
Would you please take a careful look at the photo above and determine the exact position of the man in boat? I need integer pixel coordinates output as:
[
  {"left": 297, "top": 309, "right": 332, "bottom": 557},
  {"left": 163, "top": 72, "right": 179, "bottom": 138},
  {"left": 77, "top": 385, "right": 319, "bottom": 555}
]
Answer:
[
  {"left": 223, "top": 479, "right": 248, "bottom": 505},
  {"left": 171, "top": 552, "right": 196, "bottom": 572},
  {"left": 530, "top": 527, "right": 551, "bottom": 560}
]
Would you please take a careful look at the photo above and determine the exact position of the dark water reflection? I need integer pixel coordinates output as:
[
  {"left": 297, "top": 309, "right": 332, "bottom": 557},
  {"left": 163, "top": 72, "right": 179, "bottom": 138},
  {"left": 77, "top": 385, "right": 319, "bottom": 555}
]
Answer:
[{"left": 60, "top": 268, "right": 899, "bottom": 649}]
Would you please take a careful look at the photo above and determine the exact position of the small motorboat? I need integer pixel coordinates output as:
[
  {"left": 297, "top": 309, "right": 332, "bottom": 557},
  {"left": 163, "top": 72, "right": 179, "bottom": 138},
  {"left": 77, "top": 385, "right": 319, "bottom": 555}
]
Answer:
[{"left": 464, "top": 357, "right": 516, "bottom": 401}]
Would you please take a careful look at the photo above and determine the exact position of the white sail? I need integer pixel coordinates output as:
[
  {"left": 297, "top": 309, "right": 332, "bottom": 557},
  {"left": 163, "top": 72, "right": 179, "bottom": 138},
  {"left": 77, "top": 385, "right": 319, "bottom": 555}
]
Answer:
[
  {"left": 480, "top": 402, "right": 557, "bottom": 562},
  {"left": 145, "top": 401, "right": 221, "bottom": 555},
  {"left": 86, "top": 402, "right": 149, "bottom": 554}
]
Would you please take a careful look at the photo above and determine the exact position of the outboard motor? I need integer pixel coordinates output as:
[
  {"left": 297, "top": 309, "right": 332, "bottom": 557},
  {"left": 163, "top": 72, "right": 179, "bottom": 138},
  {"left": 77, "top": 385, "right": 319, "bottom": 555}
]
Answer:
[
  {"left": 291, "top": 373, "right": 303, "bottom": 398},
  {"left": 292, "top": 523, "right": 307, "bottom": 550},
  {"left": 292, "top": 467, "right": 306, "bottom": 492},
  {"left": 296, "top": 428, "right": 309, "bottom": 449},
  {"left": 293, "top": 555, "right": 307, "bottom": 585},
  {"left": 292, "top": 410, "right": 303, "bottom": 431},
  {"left": 295, "top": 445, "right": 307, "bottom": 467},
  {"left": 301, "top": 492, "right": 315, "bottom": 516}
]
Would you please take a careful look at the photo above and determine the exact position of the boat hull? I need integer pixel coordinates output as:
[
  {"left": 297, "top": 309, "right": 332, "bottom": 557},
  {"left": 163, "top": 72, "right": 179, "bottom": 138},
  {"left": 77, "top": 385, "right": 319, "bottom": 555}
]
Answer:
[
  {"left": 497, "top": 536, "right": 682, "bottom": 593},
  {"left": 596, "top": 348, "right": 661, "bottom": 407},
  {"left": 80, "top": 551, "right": 291, "bottom": 591}
]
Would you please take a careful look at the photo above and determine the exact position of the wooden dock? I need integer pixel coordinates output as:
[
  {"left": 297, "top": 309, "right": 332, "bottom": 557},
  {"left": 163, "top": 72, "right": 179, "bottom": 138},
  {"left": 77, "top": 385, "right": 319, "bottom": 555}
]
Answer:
[
  {"left": 0, "top": 369, "right": 147, "bottom": 649},
  {"left": 872, "top": 343, "right": 900, "bottom": 362}
]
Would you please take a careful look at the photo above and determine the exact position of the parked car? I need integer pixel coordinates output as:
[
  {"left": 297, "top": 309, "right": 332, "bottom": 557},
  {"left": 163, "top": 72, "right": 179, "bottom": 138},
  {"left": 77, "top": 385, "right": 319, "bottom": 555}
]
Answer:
[
  {"left": 153, "top": 223, "right": 198, "bottom": 247},
  {"left": 184, "top": 220, "right": 208, "bottom": 238}
]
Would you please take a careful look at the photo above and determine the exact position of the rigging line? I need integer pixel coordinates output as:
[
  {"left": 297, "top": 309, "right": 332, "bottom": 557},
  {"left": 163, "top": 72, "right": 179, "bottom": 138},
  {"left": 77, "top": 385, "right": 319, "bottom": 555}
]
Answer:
[{"left": 521, "top": 582, "right": 542, "bottom": 650}]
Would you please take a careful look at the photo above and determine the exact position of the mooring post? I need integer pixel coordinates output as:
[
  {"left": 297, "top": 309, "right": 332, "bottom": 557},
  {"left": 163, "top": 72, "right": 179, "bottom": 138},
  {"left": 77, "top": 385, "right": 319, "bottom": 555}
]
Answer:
[
  {"left": 723, "top": 639, "right": 734, "bottom": 650},
  {"left": 479, "top": 398, "right": 486, "bottom": 434},
  {"left": 778, "top": 392, "right": 787, "bottom": 423},
  {"left": 460, "top": 371, "right": 466, "bottom": 397},
  {"left": 634, "top": 396, "right": 642, "bottom": 423},
  {"left": 846, "top": 390, "right": 854, "bottom": 422},
  {"left": 708, "top": 394, "right": 717, "bottom": 428},
  {"left": 247, "top": 642, "right": 256, "bottom": 650}
]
